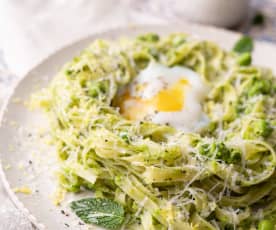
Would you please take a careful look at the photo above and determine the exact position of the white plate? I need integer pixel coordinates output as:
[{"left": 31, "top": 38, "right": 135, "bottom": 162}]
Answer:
[{"left": 1, "top": 23, "right": 276, "bottom": 230}]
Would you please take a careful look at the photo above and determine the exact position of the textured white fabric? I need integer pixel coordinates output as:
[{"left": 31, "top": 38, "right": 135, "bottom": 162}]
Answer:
[
  {"left": 0, "top": 0, "right": 276, "bottom": 229},
  {"left": 0, "top": 0, "right": 167, "bottom": 76}
]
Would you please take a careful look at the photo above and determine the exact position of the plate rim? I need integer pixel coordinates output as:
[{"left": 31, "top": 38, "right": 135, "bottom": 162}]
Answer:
[{"left": 0, "top": 22, "right": 275, "bottom": 229}]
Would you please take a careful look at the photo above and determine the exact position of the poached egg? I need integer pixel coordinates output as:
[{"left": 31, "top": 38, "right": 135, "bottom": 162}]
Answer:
[{"left": 116, "top": 62, "right": 209, "bottom": 132}]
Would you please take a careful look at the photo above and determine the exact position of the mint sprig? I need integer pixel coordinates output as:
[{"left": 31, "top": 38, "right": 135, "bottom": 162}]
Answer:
[
  {"left": 233, "top": 36, "right": 254, "bottom": 66},
  {"left": 70, "top": 198, "right": 125, "bottom": 229}
]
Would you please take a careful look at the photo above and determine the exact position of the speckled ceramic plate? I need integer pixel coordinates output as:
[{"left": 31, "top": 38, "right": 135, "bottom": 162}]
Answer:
[{"left": 1, "top": 23, "right": 276, "bottom": 230}]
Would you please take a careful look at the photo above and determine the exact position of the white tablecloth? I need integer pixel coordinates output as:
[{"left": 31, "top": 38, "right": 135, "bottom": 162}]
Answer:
[{"left": 0, "top": 0, "right": 276, "bottom": 229}]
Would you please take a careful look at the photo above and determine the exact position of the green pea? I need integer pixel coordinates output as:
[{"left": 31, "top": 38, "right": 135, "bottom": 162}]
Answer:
[
  {"left": 237, "top": 52, "right": 252, "bottom": 66},
  {"left": 258, "top": 220, "right": 274, "bottom": 230},
  {"left": 65, "top": 69, "right": 73, "bottom": 76}
]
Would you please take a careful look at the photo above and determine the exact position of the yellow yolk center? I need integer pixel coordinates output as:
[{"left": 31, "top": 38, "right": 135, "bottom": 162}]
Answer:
[
  {"left": 118, "top": 78, "right": 188, "bottom": 120},
  {"left": 155, "top": 79, "right": 188, "bottom": 111}
]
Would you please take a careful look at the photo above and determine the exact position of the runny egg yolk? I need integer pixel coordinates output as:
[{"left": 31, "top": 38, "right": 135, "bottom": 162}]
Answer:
[
  {"left": 155, "top": 79, "right": 188, "bottom": 111},
  {"left": 118, "top": 78, "right": 189, "bottom": 120}
]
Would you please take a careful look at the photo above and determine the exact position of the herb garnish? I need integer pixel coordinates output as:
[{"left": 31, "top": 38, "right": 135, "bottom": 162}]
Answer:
[
  {"left": 233, "top": 36, "right": 254, "bottom": 54},
  {"left": 70, "top": 198, "right": 125, "bottom": 229}
]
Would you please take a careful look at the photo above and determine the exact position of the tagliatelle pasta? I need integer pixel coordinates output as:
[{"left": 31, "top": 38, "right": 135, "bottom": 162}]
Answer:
[{"left": 31, "top": 33, "right": 276, "bottom": 229}]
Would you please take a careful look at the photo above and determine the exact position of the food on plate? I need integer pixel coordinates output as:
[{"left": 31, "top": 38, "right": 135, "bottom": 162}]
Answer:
[
  {"left": 31, "top": 33, "right": 276, "bottom": 229},
  {"left": 114, "top": 61, "right": 209, "bottom": 132}
]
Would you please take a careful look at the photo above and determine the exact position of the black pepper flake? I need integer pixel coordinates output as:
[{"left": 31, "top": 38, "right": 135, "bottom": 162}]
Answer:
[
  {"left": 64, "top": 223, "right": 70, "bottom": 227},
  {"left": 27, "top": 133, "right": 32, "bottom": 137},
  {"left": 35, "top": 190, "right": 39, "bottom": 193},
  {"left": 78, "top": 222, "right": 84, "bottom": 225},
  {"left": 61, "top": 210, "right": 70, "bottom": 217},
  {"left": 104, "top": 139, "right": 108, "bottom": 142},
  {"left": 28, "top": 160, "right": 32, "bottom": 165}
]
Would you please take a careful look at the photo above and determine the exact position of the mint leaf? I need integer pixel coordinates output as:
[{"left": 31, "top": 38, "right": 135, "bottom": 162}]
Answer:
[
  {"left": 70, "top": 198, "right": 125, "bottom": 229},
  {"left": 233, "top": 36, "right": 254, "bottom": 53}
]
